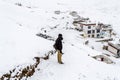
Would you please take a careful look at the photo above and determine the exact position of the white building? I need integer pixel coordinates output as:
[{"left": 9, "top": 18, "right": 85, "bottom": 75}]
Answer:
[
  {"left": 73, "top": 20, "right": 113, "bottom": 38},
  {"left": 80, "top": 22, "right": 102, "bottom": 38}
]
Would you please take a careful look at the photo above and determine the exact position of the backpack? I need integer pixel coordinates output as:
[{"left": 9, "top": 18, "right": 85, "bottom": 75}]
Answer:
[{"left": 53, "top": 43, "right": 57, "bottom": 50}]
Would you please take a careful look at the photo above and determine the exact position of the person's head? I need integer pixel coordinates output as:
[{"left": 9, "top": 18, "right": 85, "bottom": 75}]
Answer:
[
  {"left": 58, "top": 34, "right": 62, "bottom": 37},
  {"left": 58, "top": 34, "right": 63, "bottom": 40}
]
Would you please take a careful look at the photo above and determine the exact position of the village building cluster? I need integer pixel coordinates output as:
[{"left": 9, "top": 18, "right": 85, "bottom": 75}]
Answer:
[
  {"left": 71, "top": 13, "right": 120, "bottom": 58},
  {"left": 73, "top": 17, "right": 113, "bottom": 38}
]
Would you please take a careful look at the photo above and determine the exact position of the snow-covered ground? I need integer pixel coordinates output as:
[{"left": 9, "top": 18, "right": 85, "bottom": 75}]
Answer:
[{"left": 0, "top": 0, "right": 120, "bottom": 80}]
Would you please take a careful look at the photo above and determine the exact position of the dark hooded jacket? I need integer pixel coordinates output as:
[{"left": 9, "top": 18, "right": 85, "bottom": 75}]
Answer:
[{"left": 54, "top": 34, "right": 63, "bottom": 52}]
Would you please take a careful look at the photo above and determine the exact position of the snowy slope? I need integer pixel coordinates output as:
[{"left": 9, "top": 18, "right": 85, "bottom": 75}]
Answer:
[
  {"left": 0, "top": 0, "right": 53, "bottom": 74},
  {"left": 3, "top": 0, "right": 120, "bottom": 34},
  {"left": 0, "top": 0, "right": 120, "bottom": 80},
  {"left": 29, "top": 29, "right": 120, "bottom": 80}
]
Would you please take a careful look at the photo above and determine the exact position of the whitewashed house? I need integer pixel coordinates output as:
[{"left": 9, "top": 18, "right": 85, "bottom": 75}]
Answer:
[
  {"left": 73, "top": 20, "right": 113, "bottom": 38},
  {"left": 80, "top": 22, "right": 102, "bottom": 38},
  {"left": 108, "top": 41, "right": 120, "bottom": 57}
]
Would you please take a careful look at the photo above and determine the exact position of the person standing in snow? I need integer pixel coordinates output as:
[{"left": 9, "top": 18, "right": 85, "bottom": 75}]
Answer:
[{"left": 54, "top": 34, "right": 64, "bottom": 64}]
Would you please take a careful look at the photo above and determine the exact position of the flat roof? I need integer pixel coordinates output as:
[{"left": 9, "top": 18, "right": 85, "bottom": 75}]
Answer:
[{"left": 108, "top": 42, "right": 120, "bottom": 50}]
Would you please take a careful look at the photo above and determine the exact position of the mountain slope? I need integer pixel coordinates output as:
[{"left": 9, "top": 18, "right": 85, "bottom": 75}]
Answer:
[
  {"left": 29, "top": 31, "right": 120, "bottom": 80},
  {"left": 0, "top": 0, "right": 120, "bottom": 80}
]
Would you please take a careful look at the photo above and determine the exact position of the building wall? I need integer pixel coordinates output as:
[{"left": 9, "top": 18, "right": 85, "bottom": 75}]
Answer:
[{"left": 83, "top": 25, "right": 101, "bottom": 38}]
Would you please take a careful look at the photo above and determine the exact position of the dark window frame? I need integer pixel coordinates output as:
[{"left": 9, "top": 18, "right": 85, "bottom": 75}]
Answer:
[
  {"left": 88, "top": 30, "right": 91, "bottom": 34},
  {"left": 88, "top": 26, "right": 91, "bottom": 29},
  {"left": 88, "top": 35, "right": 90, "bottom": 37},
  {"left": 97, "top": 34, "right": 100, "bottom": 37},
  {"left": 97, "top": 29, "right": 100, "bottom": 33},
  {"left": 92, "top": 30, "right": 95, "bottom": 33},
  {"left": 92, "top": 34, "right": 94, "bottom": 37}
]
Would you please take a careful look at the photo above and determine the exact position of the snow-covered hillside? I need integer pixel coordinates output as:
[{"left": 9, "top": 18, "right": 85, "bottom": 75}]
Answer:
[{"left": 0, "top": 0, "right": 120, "bottom": 80}]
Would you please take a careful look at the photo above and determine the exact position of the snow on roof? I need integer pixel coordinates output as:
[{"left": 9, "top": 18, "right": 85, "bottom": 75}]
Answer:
[{"left": 108, "top": 40, "right": 120, "bottom": 50}]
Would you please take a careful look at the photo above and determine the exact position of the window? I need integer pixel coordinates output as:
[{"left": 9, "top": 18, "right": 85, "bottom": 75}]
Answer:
[
  {"left": 88, "top": 30, "right": 91, "bottom": 34},
  {"left": 97, "top": 34, "right": 100, "bottom": 38},
  {"left": 92, "top": 35, "right": 94, "bottom": 38},
  {"left": 88, "top": 35, "right": 90, "bottom": 37},
  {"left": 97, "top": 29, "right": 100, "bottom": 33},
  {"left": 88, "top": 26, "right": 91, "bottom": 29},
  {"left": 92, "top": 30, "right": 95, "bottom": 33}
]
